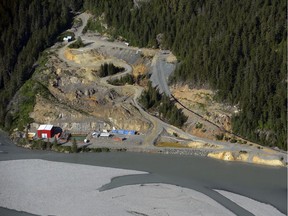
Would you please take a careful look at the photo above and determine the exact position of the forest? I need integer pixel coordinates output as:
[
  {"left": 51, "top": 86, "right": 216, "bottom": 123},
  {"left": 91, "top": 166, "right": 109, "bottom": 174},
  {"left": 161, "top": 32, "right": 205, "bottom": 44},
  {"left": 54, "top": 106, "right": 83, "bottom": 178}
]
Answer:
[
  {"left": 0, "top": 0, "right": 286, "bottom": 149},
  {"left": 139, "top": 82, "right": 188, "bottom": 128},
  {"left": 0, "top": 0, "right": 82, "bottom": 129},
  {"left": 83, "top": 0, "right": 287, "bottom": 150}
]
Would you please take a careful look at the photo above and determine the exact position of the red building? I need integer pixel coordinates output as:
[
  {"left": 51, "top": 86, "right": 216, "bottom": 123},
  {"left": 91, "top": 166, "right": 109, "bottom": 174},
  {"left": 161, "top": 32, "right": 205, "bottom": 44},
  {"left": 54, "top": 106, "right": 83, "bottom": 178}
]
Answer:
[{"left": 37, "top": 125, "right": 54, "bottom": 138}]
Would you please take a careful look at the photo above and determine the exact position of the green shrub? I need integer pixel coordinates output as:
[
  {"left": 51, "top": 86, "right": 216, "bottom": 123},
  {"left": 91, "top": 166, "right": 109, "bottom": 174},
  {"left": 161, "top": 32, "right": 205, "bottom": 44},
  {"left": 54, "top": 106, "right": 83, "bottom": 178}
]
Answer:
[
  {"left": 62, "top": 146, "right": 72, "bottom": 153},
  {"left": 195, "top": 122, "right": 203, "bottom": 129},
  {"left": 72, "top": 138, "right": 78, "bottom": 153},
  {"left": 117, "top": 148, "right": 127, "bottom": 152},
  {"left": 239, "top": 150, "right": 248, "bottom": 154},
  {"left": 101, "top": 147, "right": 110, "bottom": 152},
  {"left": 68, "top": 37, "right": 84, "bottom": 48},
  {"left": 10, "top": 79, "right": 52, "bottom": 131},
  {"left": 215, "top": 133, "right": 224, "bottom": 140},
  {"left": 17, "top": 138, "right": 28, "bottom": 146},
  {"left": 90, "top": 147, "right": 111, "bottom": 152},
  {"left": 108, "top": 74, "right": 134, "bottom": 85}
]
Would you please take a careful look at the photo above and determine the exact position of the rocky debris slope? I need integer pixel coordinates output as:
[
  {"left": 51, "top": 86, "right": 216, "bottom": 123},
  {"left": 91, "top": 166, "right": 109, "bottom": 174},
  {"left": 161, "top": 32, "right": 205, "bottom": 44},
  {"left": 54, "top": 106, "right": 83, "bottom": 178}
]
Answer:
[{"left": 28, "top": 46, "right": 150, "bottom": 133}]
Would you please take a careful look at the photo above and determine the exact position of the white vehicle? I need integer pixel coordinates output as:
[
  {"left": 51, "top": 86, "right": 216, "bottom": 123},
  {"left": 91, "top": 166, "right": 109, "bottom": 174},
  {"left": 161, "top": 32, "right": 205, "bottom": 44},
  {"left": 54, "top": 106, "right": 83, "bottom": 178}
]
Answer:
[
  {"left": 100, "top": 132, "right": 111, "bottom": 137},
  {"left": 92, "top": 132, "right": 100, "bottom": 138}
]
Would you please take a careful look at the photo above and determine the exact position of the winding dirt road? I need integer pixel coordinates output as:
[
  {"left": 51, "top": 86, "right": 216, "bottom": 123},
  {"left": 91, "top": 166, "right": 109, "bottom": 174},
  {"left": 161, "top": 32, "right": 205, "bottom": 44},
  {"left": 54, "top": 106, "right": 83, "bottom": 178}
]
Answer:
[
  {"left": 55, "top": 13, "right": 287, "bottom": 163},
  {"left": 57, "top": 13, "right": 205, "bottom": 147},
  {"left": 56, "top": 13, "right": 240, "bottom": 148}
]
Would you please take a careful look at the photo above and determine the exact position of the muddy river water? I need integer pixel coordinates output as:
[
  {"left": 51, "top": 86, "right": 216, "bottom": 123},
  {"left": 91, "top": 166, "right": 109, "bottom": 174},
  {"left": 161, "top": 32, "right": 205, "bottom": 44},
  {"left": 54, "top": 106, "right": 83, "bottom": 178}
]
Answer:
[{"left": 0, "top": 131, "right": 287, "bottom": 216}]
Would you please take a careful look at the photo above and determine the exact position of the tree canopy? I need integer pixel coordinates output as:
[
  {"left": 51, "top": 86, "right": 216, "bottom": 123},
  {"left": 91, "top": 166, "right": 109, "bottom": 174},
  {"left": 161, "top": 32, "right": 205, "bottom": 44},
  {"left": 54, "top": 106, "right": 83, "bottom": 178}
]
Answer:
[
  {"left": 0, "top": 0, "right": 82, "bottom": 129},
  {"left": 84, "top": 0, "right": 287, "bottom": 149}
]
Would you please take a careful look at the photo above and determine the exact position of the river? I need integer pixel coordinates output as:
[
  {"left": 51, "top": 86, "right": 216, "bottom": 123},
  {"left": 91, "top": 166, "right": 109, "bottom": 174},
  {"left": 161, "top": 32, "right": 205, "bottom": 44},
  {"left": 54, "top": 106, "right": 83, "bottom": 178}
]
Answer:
[{"left": 0, "top": 131, "right": 287, "bottom": 216}]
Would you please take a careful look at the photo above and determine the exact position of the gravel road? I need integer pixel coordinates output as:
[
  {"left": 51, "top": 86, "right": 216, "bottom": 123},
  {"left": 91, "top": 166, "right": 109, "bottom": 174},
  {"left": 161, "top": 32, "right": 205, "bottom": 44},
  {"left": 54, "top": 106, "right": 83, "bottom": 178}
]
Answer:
[{"left": 55, "top": 13, "right": 287, "bottom": 163}]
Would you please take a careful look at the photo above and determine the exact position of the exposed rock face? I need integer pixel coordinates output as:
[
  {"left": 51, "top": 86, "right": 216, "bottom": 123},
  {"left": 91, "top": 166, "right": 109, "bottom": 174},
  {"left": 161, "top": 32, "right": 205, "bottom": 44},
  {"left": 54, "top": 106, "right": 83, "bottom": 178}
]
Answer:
[
  {"left": 106, "top": 104, "right": 150, "bottom": 132},
  {"left": 236, "top": 153, "right": 249, "bottom": 161},
  {"left": 252, "top": 156, "right": 284, "bottom": 167},
  {"left": 29, "top": 51, "right": 150, "bottom": 134},
  {"left": 208, "top": 151, "right": 235, "bottom": 161},
  {"left": 172, "top": 86, "right": 237, "bottom": 139},
  {"left": 208, "top": 151, "right": 285, "bottom": 167},
  {"left": 30, "top": 95, "right": 86, "bottom": 124}
]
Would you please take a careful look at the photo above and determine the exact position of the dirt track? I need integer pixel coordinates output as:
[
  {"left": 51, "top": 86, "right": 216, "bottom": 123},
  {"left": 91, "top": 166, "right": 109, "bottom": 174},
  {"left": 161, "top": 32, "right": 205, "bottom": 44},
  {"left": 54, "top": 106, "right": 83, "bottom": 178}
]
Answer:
[{"left": 55, "top": 13, "right": 287, "bottom": 165}]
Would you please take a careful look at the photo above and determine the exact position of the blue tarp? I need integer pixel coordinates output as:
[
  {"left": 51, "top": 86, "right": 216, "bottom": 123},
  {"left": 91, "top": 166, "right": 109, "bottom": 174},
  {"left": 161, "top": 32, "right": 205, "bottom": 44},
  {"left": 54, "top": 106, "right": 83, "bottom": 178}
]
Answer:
[{"left": 111, "top": 129, "right": 136, "bottom": 135}]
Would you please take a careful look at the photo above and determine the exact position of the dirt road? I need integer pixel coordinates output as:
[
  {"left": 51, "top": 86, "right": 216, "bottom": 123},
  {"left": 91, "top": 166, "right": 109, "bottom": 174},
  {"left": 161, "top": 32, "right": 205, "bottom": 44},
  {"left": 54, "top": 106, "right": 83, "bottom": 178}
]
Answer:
[
  {"left": 55, "top": 13, "right": 252, "bottom": 148},
  {"left": 54, "top": 13, "right": 287, "bottom": 165}
]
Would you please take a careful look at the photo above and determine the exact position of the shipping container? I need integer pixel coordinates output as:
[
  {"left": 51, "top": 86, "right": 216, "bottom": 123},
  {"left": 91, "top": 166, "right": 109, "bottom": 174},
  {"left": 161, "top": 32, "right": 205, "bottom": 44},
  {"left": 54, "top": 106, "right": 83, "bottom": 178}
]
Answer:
[{"left": 111, "top": 129, "right": 136, "bottom": 135}]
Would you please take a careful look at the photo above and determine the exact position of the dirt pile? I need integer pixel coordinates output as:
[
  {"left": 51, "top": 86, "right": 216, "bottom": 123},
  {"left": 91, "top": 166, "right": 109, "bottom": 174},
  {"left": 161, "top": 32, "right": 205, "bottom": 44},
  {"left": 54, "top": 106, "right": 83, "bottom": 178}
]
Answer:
[
  {"left": 64, "top": 49, "right": 106, "bottom": 66},
  {"left": 133, "top": 64, "right": 147, "bottom": 77}
]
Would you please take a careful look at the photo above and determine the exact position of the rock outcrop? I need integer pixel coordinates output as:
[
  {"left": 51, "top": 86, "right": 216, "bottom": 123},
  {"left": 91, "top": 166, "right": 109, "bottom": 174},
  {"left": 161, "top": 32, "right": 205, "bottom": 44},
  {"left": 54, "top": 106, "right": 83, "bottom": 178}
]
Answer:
[
  {"left": 208, "top": 151, "right": 235, "bottom": 161},
  {"left": 208, "top": 151, "right": 285, "bottom": 167},
  {"left": 252, "top": 156, "right": 284, "bottom": 167}
]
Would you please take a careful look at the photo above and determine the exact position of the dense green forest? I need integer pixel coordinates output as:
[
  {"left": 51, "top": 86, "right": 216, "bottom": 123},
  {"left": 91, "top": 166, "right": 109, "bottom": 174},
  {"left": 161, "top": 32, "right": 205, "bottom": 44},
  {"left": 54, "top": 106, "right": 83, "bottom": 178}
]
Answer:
[
  {"left": 0, "top": 0, "right": 82, "bottom": 129},
  {"left": 83, "top": 0, "right": 287, "bottom": 150}
]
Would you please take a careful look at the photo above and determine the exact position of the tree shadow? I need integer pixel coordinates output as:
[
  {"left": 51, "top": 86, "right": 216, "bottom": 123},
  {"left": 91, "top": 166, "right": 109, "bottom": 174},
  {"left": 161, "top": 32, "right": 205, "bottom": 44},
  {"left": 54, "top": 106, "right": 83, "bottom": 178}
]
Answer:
[{"left": 84, "top": 42, "right": 94, "bottom": 47}]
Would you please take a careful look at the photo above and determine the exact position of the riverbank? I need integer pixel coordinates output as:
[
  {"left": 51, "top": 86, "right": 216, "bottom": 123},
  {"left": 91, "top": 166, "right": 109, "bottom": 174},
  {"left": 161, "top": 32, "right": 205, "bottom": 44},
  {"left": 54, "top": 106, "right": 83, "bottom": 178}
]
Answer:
[{"left": 13, "top": 136, "right": 287, "bottom": 168}]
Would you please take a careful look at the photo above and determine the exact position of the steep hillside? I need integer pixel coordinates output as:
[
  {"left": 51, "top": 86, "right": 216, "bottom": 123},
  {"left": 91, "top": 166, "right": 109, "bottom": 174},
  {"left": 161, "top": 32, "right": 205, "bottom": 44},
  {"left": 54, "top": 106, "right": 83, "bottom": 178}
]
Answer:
[
  {"left": 0, "top": 0, "right": 82, "bottom": 129},
  {"left": 1, "top": 0, "right": 286, "bottom": 150},
  {"left": 83, "top": 0, "right": 287, "bottom": 150}
]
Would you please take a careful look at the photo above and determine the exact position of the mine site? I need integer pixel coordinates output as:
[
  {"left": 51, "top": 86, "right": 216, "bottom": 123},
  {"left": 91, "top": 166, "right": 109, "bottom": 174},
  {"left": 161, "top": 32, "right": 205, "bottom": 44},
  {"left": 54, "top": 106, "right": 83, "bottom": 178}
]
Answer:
[{"left": 8, "top": 13, "right": 286, "bottom": 167}]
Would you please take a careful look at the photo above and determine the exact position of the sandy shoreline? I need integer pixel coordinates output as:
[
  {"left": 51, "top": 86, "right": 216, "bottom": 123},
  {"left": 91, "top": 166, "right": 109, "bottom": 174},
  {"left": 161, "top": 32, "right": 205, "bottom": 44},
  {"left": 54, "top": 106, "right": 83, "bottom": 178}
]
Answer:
[{"left": 0, "top": 159, "right": 285, "bottom": 216}]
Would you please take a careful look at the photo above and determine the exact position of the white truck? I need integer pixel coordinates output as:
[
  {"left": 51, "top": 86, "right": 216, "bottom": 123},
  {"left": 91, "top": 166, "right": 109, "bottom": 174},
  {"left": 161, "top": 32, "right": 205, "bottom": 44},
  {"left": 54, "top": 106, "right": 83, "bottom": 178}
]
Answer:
[{"left": 99, "top": 132, "right": 111, "bottom": 137}]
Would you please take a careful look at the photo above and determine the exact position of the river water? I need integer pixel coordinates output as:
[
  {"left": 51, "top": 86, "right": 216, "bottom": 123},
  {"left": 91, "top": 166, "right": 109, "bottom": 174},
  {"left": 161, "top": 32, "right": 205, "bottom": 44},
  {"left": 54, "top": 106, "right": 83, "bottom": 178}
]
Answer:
[{"left": 0, "top": 131, "right": 287, "bottom": 216}]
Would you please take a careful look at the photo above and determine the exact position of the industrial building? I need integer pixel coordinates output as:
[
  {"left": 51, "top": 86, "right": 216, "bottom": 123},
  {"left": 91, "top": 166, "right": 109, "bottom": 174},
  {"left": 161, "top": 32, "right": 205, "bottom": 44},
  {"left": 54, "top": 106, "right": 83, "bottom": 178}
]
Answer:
[{"left": 37, "top": 125, "right": 54, "bottom": 138}]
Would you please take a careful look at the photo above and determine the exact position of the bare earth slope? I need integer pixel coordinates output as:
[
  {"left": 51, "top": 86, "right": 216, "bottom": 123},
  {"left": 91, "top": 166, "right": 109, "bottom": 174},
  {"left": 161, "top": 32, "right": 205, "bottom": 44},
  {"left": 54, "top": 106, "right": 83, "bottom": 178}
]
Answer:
[{"left": 13, "top": 12, "right": 286, "bottom": 167}]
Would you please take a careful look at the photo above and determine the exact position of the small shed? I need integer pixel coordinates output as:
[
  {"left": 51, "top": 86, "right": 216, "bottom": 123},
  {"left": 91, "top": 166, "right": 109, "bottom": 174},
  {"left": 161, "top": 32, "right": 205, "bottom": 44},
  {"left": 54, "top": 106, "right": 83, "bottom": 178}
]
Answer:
[{"left": 37, "top": 125, "right": 54, "bottom": 138}]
